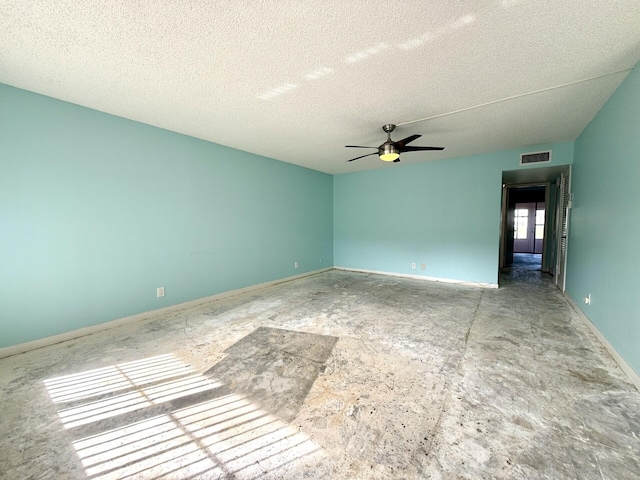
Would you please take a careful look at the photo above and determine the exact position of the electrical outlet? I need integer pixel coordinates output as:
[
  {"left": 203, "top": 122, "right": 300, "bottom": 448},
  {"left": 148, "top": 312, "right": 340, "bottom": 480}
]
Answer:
[
  {"left": 294, "top": 261, "right": 299, "bottom": 269},
  {"left": 584, "top": 293, "right": 591, "bottom": 305},
  {"left": 411, "top": 262, "right": 417, "bottom": 270},
  {"left": 157, "top": 287, "right": 165, "bottom": 298},
  {"left": 421, "top": 263, "right": 426, "bottom": 270}
]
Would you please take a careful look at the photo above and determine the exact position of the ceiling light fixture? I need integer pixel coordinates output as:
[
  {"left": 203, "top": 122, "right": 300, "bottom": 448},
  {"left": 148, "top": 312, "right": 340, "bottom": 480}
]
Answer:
[{"left": 379, "top": 143, "right": 400, "bottom": 161}]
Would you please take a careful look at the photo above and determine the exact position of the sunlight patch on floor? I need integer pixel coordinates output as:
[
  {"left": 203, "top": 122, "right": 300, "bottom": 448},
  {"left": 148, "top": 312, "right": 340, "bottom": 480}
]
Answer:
[{"left": 45, "top": 354, "right": 323, "bottom": 479}]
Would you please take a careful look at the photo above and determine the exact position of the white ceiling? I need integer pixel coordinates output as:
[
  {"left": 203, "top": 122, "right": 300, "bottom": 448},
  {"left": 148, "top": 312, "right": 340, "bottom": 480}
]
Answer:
[{"left": 1, "top": 1, "right": 639, "bottom": 175}]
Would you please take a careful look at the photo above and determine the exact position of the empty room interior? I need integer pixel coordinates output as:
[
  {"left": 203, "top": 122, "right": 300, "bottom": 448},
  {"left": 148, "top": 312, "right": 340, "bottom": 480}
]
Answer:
[{"left": 2, "top": 2, "right": 640, "bottom": 479}]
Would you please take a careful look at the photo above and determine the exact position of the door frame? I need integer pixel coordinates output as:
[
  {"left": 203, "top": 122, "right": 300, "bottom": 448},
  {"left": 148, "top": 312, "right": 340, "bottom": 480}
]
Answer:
[
  {"left": 499, "top": 182, "right": 551, "bottom": 278},
  {"left": 499, "top": 183, "right": 508, "bottom": 269}
]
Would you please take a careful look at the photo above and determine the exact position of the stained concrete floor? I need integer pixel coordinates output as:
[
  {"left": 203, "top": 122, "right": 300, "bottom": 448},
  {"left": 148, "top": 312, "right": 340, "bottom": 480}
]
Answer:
[{"left": 1, "top": 266, "right": 639, "bottom": 479}]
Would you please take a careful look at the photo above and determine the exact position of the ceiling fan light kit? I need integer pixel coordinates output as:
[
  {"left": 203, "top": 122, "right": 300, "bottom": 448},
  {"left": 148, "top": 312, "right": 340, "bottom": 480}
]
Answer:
[
  {"left": 346, "top": 124, "right": 444, "bottom": 164},
  {"left": 380, "top": 143, "right": 400, "bottom": 161}
]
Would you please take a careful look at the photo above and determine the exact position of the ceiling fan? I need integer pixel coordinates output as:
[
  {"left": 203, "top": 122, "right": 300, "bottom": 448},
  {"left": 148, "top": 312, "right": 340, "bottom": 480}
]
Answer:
[{"left": 345, "top": 124, "right": 444, "bottom": 163}]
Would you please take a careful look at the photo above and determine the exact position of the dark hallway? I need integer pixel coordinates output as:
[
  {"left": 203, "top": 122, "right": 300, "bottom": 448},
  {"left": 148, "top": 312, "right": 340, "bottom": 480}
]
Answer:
[{"left": 501, "top": 252, "right": 550, "bottom": 285}]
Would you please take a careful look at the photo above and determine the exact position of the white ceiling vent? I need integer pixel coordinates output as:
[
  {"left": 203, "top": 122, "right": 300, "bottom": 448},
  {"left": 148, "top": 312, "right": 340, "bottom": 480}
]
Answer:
[{"left": 520, "top": 150, "right": 552, "bottom": 165}]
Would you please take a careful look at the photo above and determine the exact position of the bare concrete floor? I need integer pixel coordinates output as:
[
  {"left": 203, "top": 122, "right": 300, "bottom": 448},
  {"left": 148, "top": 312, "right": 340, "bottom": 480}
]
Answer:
[{"left": 1, "top": 268, "right": 639, "bottom": 479}]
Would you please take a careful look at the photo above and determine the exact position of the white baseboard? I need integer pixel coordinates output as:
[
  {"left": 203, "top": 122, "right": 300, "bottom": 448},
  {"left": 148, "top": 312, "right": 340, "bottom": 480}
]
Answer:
[
  {"left": 0, "top": 267, "right": 332, "bottom": 359},
  {"left": 334, "top": 266, "right": 499, "bottom": 289},
  {"left": 566, "top": 295, "right": 640, "bottom": 392}
]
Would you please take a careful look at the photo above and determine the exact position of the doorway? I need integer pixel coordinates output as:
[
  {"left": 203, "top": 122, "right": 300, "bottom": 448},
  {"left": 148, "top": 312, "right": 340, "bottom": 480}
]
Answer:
[
  {"left": 501, "top": 185, "right": 547, "bottom": 273},
  {"left": 499, "top": 165, "right": 572, "bottom": 290}
]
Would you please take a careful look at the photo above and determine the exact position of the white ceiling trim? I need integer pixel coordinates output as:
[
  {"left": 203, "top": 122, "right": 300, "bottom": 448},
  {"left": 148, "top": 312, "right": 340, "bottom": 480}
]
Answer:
[{"left": 397, "top": 68, "right": 634, "bottom": 128}]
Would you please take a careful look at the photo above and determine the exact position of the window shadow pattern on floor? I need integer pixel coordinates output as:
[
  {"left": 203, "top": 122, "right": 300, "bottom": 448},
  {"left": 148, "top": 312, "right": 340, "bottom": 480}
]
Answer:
[{"left": 44, "top": 327, "right": 337, "bottom": 479}]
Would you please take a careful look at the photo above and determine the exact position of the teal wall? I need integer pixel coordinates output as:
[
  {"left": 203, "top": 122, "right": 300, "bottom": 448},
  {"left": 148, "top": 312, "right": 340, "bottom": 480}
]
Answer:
[
  {"left": 6, "top": 66, "right": 636, "bottom": 374},
  {"left": 0, "top": 84, "right": 333, "bottom": 348},
  {"left": 334, "top": 143, "right": 573, "bottom": 285},
  {"left": 566, "top": 65, "right": 640, "bottom": 376}
]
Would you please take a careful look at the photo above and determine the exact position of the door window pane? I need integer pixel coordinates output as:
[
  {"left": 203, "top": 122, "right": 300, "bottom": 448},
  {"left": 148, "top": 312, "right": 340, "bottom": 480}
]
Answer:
[
  {"left": 535, "top": 209, "right": 545, "bottom": 240},
  {"left": 514, "top": 209, "right": 528, "bottom": 239}
]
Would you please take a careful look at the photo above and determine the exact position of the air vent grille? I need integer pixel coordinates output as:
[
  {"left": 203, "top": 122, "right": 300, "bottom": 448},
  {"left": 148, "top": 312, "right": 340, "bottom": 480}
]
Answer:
[{"left": 520, "top": 150, "right": 551, "bottom": 165}]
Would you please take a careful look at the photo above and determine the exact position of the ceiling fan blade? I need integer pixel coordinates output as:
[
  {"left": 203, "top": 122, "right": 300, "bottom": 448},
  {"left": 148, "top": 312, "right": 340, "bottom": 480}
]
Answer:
[
  {"left": 345, "top": 145, "right": 378, "bottom": 149},
  {"left": 396, "top": 134, "right": 421, "bottom": 147},
  {"left": 347, "top": 152, "right": 378, "bottom": 162},
  {"left": 401, "top": 145, "right": 445, "bottom": 152}
]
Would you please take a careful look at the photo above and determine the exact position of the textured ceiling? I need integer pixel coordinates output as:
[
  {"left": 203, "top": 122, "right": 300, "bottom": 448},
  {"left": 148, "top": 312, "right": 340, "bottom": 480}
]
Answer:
[{"left": 1, "top": 1, "right": 639, "bottom": 174}]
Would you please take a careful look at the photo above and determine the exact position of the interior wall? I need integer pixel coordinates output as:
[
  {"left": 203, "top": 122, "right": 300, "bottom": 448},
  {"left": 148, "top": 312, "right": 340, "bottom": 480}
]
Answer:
[
  {"left": 544, "top": 181, "right": 558, "bottom": 273},
  {"left": 0, "top": 84, "right": 334, "bottom": 348},
  {"left": 566, "top": 63, "right": 640, "bottom": 376},
  {"left": 334, "top": 143, "right": 573, "bottom": 285},
  {"left": 504, "top": 192, "right": 515, "bottom": 267}
]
